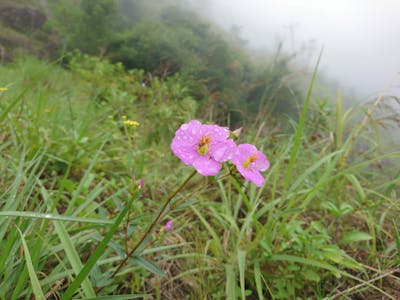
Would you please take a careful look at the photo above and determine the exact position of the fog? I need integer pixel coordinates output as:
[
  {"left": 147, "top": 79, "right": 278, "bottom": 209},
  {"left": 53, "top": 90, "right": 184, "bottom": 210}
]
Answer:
[{"left": 189, "top": 0, "right": 400, "bottom": 99}]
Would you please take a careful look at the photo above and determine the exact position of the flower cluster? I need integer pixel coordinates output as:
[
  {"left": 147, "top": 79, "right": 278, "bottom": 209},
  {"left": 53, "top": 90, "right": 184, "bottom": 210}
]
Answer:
[
  {"left": 171, "top": 120, "right": 270, "bottom": 187},
  {"left": 122, "top": 115, "right": 140, "bottom": 127}
]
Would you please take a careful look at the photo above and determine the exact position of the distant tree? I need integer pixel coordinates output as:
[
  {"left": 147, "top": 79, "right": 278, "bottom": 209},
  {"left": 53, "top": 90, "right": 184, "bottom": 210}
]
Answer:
[
  {"left": 49, "top": 0, "right": 302, "bottom": 124},
  {"left": 51, "top": 0, "right": 118, "bottom": 55}
]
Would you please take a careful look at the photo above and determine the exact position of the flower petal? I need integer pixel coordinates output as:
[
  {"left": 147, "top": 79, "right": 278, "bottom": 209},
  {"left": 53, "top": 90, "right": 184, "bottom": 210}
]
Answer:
[
  {"left": 210, "top": 139, "right": 237, "bottom": 162},
  {"left": 171, "top": 120, "right": 235, "bottom": 176},
  {"left": 192, "top": 156, "right": 221, "bottom": 176},
  {"left": 231, "top": 143, "right": 269, "bottom": 186},
  {"left": 236, "top": 165, "right": 265, "bottom": 187},
  {"left": 253, "top": 152, "right": 270, "bottom": 171}
]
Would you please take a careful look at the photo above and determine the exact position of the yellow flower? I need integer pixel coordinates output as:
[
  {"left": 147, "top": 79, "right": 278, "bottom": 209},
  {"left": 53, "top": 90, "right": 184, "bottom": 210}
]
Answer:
[
  {"left": 123, "top": 119, "right": 140, "bottom": 127},
  {"left": 0, "top": 87, "right": 8, "bottom": 92}
]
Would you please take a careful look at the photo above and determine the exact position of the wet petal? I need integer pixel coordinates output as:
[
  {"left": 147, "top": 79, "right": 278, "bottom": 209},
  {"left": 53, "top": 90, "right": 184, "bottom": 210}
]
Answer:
[
  {"left": 231, "top": 143, "right": 269, "bottom": 186},
  {"left": 171, "top": 120, "right": 234, "bottom": 176},
  {"left": 193, "top": 156, "right": 221, "bottom": 176},
  {"left": 253, "top": 152, "right": 270, "bottom": 171},
  {"left": 210, "top": 139, "right": 237, "bottom": 162}
]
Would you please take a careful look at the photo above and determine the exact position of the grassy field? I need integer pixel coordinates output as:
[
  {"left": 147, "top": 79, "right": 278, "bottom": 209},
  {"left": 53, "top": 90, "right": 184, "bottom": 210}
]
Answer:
[{"left": 0, "top": 55, "right": 399, "bottom": 299}]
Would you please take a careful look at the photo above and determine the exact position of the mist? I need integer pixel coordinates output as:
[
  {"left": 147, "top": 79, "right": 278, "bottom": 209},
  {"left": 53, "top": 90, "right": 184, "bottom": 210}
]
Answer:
[{"left": 189, "top": 0, "right": 400, "bottom": 99}]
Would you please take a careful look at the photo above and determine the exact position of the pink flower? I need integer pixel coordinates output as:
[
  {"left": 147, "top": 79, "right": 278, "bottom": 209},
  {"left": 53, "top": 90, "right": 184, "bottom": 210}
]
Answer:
[
  {"left": 164, "top": 220, "right": 173, "bottom": 232},
  {"left": 231, "top": 144, "right": 270, "bottom": 187},
  {"left": 136, "top": 179, "right": 144, "bottom": 189},
  {"left": 171, "top": 120, "right": 236, "bottom": 176}
]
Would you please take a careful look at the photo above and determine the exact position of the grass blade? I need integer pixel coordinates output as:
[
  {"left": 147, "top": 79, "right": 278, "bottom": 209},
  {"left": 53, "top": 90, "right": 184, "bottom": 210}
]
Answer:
[
  {"left": 345, "top": 174, "right": 366, "bottom": 200},
  {"left": 55, "top": 220, "right": 96, "bottom": 297},
  {"left": 81, "top": 295, "right": 146, "bottom": 300},
  {"left": 282, "top": 49, "right": 323, "bottom": 190},
  {"left": 253, "top": 262, "right": 264, "bottom": 300},
  {"left": 17, "top": 227, "right": 45, "bottom": 300},
  {"left": 270, "top": 254, "right": 394, "bottom": 298},
  {"left": 0, "top": 86, "right": 30, "bottom": 122},
  {"left": 336, "top": 89, "right": 344, "bottom": 150},
  {"left": 0, "top": 211, "right": 113, "bottom": 225},
  {"left": 225, "top": 264, "right": 236, "bottom": 300},
  {"left": 132, "top": 256, "right": 165, "bottom": 276},
  {"left": 393, "top": 220, "right": 400, "bottom": 262},
  {"left": 341, "top": 231, "right": 372, "bottom": 244},
  {"left": 191, "top": 206, "right": 222, "bottom": 257},
  {"left": 41, "top": 186, "right": 96, "bottom": 299},
  {"left": 60, "top": 192, "right": 139, "bottom": 300},
  {"left": 238, "top": 250, "right": 246, "bottom": 300}
]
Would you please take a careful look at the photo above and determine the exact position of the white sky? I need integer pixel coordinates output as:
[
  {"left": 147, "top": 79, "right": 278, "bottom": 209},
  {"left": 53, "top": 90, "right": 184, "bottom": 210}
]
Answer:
[{"left": 190, "top": 0, "right": 400, "bottom": 98}]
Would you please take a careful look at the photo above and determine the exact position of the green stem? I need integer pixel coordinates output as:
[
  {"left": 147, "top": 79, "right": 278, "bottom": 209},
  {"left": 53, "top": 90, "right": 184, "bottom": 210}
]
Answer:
[{"left": 111, "top": 169, "right": 197, "bottom": 278}]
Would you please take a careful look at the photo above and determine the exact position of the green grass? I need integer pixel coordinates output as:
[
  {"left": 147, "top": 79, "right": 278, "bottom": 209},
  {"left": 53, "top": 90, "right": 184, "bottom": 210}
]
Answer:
[{"left": 0, "top": 55, "right": 399, "bottom": 299}]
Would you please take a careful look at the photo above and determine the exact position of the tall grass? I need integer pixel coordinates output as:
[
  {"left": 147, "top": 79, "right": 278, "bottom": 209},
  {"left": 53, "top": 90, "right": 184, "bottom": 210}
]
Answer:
[{"left": 0, "top": 56, "right": 399, "bottom": 299}]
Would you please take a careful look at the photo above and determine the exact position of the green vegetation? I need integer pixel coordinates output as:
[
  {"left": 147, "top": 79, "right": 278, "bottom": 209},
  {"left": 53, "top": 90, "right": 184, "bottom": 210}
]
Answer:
[
  {"left": 0, "top": 0, "right": 399, "bottom": 299},
  {"left": 49, "top": 0, "right": 301, "bottom": 125}
]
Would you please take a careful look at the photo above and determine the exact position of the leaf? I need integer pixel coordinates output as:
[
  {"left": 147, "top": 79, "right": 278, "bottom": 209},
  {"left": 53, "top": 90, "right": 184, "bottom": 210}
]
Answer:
[
  {"left": 225, "top": 264, "right": 236, "bottom": 300},
  {"left": 191, "top": 206, "right": 222, "bottom": 256},
  {"left": 81, "top": 295, "right": 146, "bottom": 300},
  {"left": 321, "top": 201, "right": 338, "bottom": 214},
  {"left": 321, "top": 250, "right": 343, "bottom": 264},
  {"left": 54, "top": 220, "right": 96, "bottom": 298},
  {"left": 41, "top": 186, "right": 96, "bottom": 298},
  {"left": 237, "top": 250, "right": 246, "bottom": 300},
  {"left": 0, "top": 86, "right": 30, "bottom": 122},
  {"left": 345, "top": 174, "right": 366, "bottom": 200},
  {"left": 266, "top": 255, "right": 391, "bottom": 298},
  {"left": 338, "top": 203, "right": 353, "bottom": 216},
  {"left": 0, "top": 211, "right": 113, "bottom": 225},
  {"left": 341, "top": 255, "right": 363, "bottom": 270},
  {"left": 336, "top": 89, "right": 344, "bottom": 150},
  {"left": 253, "top": 262, "right": 264, "bottom": 300},
  {"left": 282, "top": 49, "right": 323, "bottom": 190},
  {"left": 270, "top": 254, "right": 342, "bottom": 278},
  {"left": 302, "top": 269, "right": 320, "bottom": 282},
  {"left": 393, "top": 220, "right": 400, "bottom": 260},
  {"left": 341, "top": 231, "right": 372, "bottom": 244},
  {"left": 173, "top": 198, "right": 200, "bottom": 210},
  {"left": 254, "top": 262, "right": 264, "bottom": 300},
  {"left": 132, "top": 256, "right": 165, "bottom": 276},
  {"left": 60, "top": 192, "right": 140, "bottom": 300},
  {"left": 17, "top": 228, "right": 46, "bottom": 300}
]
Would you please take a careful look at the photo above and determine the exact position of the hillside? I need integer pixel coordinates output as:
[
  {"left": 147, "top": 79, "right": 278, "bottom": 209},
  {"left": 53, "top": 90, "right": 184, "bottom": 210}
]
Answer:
[
  {"left": 0, "top": 1, "right": 399, "bottom": 299},
  {"left": 0, "top": 0, "right": 58, "bottom": 62}
]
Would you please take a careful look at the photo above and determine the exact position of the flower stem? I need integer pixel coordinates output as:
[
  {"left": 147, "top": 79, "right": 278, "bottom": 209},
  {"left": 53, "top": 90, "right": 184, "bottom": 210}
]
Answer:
[{"left": 111, "top": 169, "right": 197, "bottom": 278}]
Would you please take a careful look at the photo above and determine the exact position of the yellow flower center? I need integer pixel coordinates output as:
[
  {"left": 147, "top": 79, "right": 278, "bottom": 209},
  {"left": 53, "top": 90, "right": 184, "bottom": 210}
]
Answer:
[
  {"left": 197, "top": 135, "right": 211, "bottom": 155},
  {"left": 242, "top": 154, "right": 257, "bottom": 169}
]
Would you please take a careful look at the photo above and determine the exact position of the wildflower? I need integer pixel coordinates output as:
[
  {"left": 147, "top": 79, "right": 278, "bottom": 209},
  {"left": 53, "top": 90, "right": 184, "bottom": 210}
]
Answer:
[
  {"left": 123, "top": 119, "right": 140, "bottom": 127},
  {"left": 164, "top": 220, "right": 173, "bottom": 232},
  {"left": 171, "top": 120, "right": 236, "bottom": 176},
  {"left": 231, "top": 143, "right": 270, "bottom": 187},
  {"left": 136, "top": 179, "right": 144, "bottom": 189},
  {"left": 0, "top": 87, "right": 8, "bottom": 92}
]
